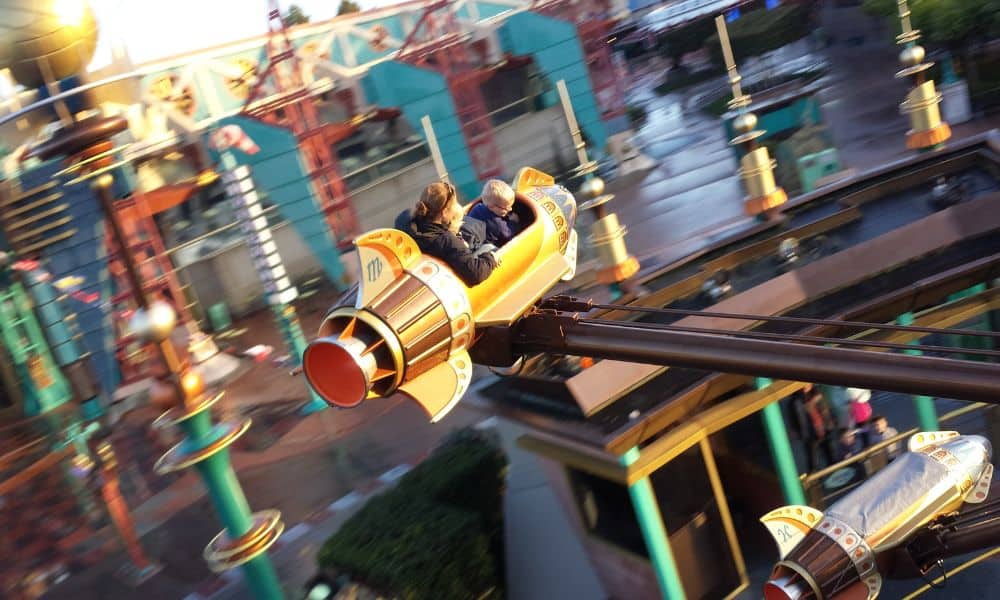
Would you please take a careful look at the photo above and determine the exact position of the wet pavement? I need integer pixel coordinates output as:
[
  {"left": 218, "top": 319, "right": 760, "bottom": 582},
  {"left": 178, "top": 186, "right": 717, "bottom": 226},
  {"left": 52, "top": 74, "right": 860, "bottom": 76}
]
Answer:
[{"left": 25, "top": 2, "right": 1000, "bottom": 599}]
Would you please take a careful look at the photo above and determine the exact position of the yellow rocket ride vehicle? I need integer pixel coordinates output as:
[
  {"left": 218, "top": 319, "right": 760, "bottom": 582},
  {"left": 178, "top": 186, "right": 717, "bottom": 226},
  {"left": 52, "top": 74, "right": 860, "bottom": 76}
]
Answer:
[{"left": 302, "top": 167, "right": 578, "bottom": 422}]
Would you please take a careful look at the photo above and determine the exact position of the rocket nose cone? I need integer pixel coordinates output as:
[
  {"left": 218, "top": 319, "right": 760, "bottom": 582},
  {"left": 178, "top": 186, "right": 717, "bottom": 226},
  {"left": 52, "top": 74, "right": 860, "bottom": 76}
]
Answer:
[
  {"left": 303, "top": 337, "right": 376, "bottom": 408},
  {"left": 967, "top": 435, "right": 992, "bottom": 459}
]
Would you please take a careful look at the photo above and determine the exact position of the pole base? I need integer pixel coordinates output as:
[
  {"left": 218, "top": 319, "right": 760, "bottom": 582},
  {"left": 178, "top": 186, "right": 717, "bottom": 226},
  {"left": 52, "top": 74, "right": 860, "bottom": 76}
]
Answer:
[
  {"left": 907, "top": 123, "right": 951, "bottom": 151},
  {"left": 596, "top": 256, "right": 640, "bottom": 285},
  {"left": 115, "top": 561, "right": 162, "bottom": 587},
  {"left": 300, "top": 394, "right": 329, "bottom": 415},
  {"left": 189, "top": 333, "right": 245, "bottom": 387}
]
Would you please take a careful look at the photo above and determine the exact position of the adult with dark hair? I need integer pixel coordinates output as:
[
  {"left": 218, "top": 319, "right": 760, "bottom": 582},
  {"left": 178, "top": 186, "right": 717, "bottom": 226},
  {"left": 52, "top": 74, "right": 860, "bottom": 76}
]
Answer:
[
  {"left": 789, "top": 384, "right": 837, "bottom": 472},
  {"left": 396, "top": 181, "right": 498, "bottom": 286}
]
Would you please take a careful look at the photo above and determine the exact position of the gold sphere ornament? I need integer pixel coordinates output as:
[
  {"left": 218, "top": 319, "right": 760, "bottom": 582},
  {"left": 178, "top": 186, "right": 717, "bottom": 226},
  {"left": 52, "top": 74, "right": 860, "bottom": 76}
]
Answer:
[
  {"left": 0, "top": 0, "right": 100, "bottom": 89},
  {"left": 181, "top": 369, "right": 205, "bottom": 400},
  {"left": 579, "top": 176, "right": 606, "bottom": 200},
  {"left": 129, "top": 301, "right": 177, "bottom": 343},
  {"left": 148, "top": 301, "right": 178, "bottom": 340},
  {"left": 733, "top": 112, "right": 759, "bottom": 134},
  {"left": 899, "top": 45, "right": 925, "bottom": 68}
]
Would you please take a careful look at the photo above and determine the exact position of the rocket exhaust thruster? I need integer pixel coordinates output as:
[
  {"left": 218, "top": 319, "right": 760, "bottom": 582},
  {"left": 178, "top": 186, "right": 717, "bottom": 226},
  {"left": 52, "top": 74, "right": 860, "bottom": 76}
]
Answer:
[
  {"left": 302, "top": 168, "right": 579, "bottom": 422},
  {"left": 761, "top": 432, "right": 993, "bottom": 599}
]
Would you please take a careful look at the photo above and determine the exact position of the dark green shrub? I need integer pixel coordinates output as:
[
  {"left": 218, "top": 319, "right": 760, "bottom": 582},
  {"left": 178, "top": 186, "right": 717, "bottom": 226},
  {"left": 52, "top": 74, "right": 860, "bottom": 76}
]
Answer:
[
  {"left": 706, "top": 5, "right": 813, "bottom": 68},
  {"left": 653, "top": 68, "right": 722, "bottom": 95},
  {"left": 626, "top": 105, "right": 648, "bottom": 128},
  {"left": 318, "top": 492, "right": 497, "bottom": 600},
  {"left": 399, "top": 428, "right": 508, "bottom": 585},
  {"left": 318, "top": 428, "right": 509, "bottom": 600}
]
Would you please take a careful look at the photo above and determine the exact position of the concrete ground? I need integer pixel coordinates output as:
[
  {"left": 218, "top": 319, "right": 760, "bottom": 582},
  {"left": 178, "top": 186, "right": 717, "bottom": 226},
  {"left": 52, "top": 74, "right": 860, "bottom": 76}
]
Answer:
[{"left": 36, "top": 2, "right": 1000, "bottom": 599}]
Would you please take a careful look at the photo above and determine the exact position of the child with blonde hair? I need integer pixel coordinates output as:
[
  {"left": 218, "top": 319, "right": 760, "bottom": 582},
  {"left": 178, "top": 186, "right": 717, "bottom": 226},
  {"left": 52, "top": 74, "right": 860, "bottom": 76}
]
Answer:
[{"left": 468, "top": 179, "right": 522, "bottom": 247}]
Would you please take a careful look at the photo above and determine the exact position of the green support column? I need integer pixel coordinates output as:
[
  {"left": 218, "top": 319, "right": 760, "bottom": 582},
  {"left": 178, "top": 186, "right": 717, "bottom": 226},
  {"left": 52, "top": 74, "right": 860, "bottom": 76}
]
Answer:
[
  {"left": 156, "top": 400, "right": 285, "bottom": 600},
  {"left": 758, "top": 377, "right": 807, "bottom": 505},
  {"left": 620, "top": 447, "right": 687, "bottom": 600},
  {"left": 946, "top": 284, "right": 991, "bottom": 357},
  {"left": 273, "top": 305, "right": 327, "bottom": 414},
  {"left": 897, "top": 313, "right": 939, "bottom": 431}
]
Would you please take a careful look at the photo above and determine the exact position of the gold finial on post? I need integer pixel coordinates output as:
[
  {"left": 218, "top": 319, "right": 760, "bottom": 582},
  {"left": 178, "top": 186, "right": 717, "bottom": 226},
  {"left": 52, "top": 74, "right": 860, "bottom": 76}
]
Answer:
[
  {"left": 715, "top": 15, "right": 786, "bottom": 219},
  {"left": 894, "top": 0, "right": 950, "bottom": 150}
]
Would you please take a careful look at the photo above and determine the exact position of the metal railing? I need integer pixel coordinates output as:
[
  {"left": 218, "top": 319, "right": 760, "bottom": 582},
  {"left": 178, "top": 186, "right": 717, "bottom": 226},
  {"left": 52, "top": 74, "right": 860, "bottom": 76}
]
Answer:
[{"left": 801, "top": 402, "right": 995, "bottom": 509}]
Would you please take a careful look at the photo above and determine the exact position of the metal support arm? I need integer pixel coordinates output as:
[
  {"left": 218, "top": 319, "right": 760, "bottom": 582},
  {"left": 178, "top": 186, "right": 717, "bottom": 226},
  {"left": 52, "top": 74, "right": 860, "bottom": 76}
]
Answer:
[{"left": 507, "top": 312, "right": 1000, "bottom": 405}]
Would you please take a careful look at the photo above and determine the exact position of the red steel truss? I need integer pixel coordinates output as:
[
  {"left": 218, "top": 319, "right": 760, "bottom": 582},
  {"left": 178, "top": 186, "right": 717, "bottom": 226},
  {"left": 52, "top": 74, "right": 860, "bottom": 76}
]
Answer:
[
  {"left": 397, "top": 0, "right": 504, "bottom": 181},
  {"left": 107, "top": 194, "right": 190, "bottom": 384},
  {"left": 242, "top": 0, "right": 360, "bottom": 246}
]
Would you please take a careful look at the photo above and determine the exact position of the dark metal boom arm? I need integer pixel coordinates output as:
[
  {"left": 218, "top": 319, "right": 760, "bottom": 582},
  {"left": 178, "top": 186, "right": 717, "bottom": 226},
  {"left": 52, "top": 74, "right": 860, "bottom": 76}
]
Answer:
[{"left": 508, "top": 312, "right": 1000, "bottom": 405}]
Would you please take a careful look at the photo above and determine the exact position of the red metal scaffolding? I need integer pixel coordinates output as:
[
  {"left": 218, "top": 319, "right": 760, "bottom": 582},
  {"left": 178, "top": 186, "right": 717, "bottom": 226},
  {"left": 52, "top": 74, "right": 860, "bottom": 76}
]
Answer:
[
  {"left": 106, "top": 193, "right": 191, "bottom": 384},
  {"left": 242, "top": 1, "right": 360, "bottom": 246},
  {"left": 396, "top": 0, "right": 504, "bottom": 181}
]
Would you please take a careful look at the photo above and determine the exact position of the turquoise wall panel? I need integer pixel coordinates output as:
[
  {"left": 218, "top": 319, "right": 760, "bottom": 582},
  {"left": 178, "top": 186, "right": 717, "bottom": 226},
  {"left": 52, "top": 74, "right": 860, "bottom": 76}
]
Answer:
[
  {"left": 363, "top": 61, "right": 481, "bottom": 199},
  {"left": 348, "top": 17, "right": 408, "bottom": 66},
  {"left": 195, "top": 47, "right": 270, "bottom": 117},
  {"left": 499, "top": 12, "right": 608, "bottom": 153},
  {"left": 293, "top": 31, "right": 346, "bottom": 66},
  {"left": 141, "top": 66, "right": 211, "bottom": 123},
  {"left": 475, "top": 2, "right": 517, "bottom": 19},
  {"left": 209, "top": 116, "right": 348, "bottom": 288},
  {"left": 22, "top": 271, "right": 81, "bottom": 368},
  {"left": 12, "top": 160, "right": 119, "bottom": 395}
]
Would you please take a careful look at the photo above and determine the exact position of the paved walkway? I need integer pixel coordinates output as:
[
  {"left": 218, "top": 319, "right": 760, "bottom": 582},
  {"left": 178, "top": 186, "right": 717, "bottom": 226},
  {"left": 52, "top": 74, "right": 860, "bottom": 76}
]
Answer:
[{"left": 35, "top": 3, "right": 1000, "bottom": 598}]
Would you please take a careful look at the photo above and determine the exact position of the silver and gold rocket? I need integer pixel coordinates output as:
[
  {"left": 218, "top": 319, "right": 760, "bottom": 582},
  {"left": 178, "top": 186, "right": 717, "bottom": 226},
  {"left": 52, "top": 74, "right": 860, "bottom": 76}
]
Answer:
[{"left": 761, "top": 432, "right": 993, "bottom": 599}]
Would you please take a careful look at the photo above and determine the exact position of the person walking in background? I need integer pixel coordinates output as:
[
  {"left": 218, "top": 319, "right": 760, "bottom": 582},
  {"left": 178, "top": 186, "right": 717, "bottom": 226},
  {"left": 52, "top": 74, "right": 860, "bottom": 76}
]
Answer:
[
  {"left": 790, "top": 385, "right": 837, "bottom": 472},
  {"left": 864, "top": 415, "right": 901, "bottom": 460},
  {"left": 847, "top": 388, "right": 873, "bottom": 429},
  {"left": 821, "top": 385, "right": 852, "bottom": 430},
  {"left": 835, "top": 428, "right": 864, "bottom": 463}
]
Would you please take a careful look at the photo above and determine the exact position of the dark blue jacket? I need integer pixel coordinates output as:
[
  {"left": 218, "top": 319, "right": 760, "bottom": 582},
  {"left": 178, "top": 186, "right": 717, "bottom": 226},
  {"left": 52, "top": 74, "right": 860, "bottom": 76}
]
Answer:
[
  {"left": 468, "top": 202, "right": 521, "bottom": 247},
  {"left": 393, "top": 210, "right": 496, "bottom": 286}
]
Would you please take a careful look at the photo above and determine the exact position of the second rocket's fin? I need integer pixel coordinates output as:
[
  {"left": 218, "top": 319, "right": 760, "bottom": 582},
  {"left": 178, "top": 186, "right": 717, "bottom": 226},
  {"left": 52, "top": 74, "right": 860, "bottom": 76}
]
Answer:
[
  {"left": 966, "top": 463, "right": 993, "bottom": 504},
  {"left": 908, "top": 431, "right": 960, "bottom": 453},
  {"left": 760, "top": 505, "right": 825, "bottom": 559},
  {"left": 397, "top": 350, "right": 473, "bottom": 423}
]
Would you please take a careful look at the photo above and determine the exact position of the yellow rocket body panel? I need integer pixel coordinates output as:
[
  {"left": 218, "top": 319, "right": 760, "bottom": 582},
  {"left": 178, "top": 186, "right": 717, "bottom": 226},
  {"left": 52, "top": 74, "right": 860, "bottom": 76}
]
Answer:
[
  {"left": 468, "top": 168, "right": 577, "bottom": 325},
  {"left": 303, "top": 168, "right": 577, "bottom": 422}
]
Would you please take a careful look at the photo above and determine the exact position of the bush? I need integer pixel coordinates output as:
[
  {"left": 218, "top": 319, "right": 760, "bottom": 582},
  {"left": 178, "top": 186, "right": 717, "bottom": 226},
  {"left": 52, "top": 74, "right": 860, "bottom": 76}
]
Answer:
[
  {"left": 319, "top": 428, "right": 509, "bottom": 600},
  {"left": 653, "top": 68, "right": 722, "bottom": 95},
  {"left": 318, "top": 493, "right": 497, "bottom": 600},
  {"left": 706, "top": 5, "right": 813, "bottom": 68},
  {"left": 626, "top": 104, "right": 648, "bottom": 128}
]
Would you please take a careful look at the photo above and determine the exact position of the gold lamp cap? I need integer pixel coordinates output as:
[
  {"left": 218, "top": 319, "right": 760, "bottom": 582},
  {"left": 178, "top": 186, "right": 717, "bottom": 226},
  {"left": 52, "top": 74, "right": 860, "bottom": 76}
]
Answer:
[
  {"left": 579, "top": 176, "right": 606, "bottom": 200},
  {"left": 899, "top": 45, "right": 925, "bottom": 68},
  {"left": 733, "top": 112, "right": 758, "bottom": 134}
]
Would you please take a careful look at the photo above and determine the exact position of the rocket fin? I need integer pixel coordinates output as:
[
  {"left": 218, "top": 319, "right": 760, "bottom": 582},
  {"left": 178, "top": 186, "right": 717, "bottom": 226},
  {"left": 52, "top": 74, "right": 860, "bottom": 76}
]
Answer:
[
  {"left": 760, "top": 505, "right": 825, "bottom": 559},
  {"left": 966, "top": 463, "right": 993, "bottom": 504},
  {"left": 908, "top": 431, "right": 960, "bottom": 453},
  {"left": 354, "top": 229, "right": 423, "bottom": 308},
  {"left": 397, "top": 350, "right": 473, "bottom": 423},
  {"left": 512, "top": 167, "right": 556, "bottom": 191}
]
